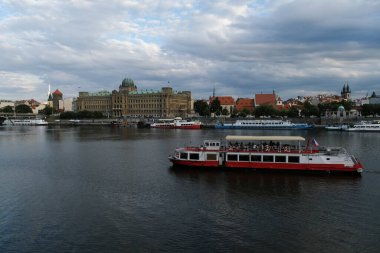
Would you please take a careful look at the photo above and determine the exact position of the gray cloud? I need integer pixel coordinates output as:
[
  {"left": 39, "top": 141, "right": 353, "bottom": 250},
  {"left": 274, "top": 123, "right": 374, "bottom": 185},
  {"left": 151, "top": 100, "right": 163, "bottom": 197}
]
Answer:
[{"left": 0, "top": 0, "right": 379, "bottom": 102}]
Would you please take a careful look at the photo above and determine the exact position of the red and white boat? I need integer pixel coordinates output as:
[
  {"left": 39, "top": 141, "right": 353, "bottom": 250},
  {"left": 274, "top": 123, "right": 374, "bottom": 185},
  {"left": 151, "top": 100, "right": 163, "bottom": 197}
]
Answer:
[
  {"left": 168, "top": 135, "right": 363, "bottom": 173},
  {"left": 150, "top": 117, "right": 202, "bottom": 129}
]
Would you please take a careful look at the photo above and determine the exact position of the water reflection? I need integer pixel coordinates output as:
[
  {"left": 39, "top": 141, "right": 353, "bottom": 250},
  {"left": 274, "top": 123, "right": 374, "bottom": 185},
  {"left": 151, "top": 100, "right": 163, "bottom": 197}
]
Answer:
[{"left": 169, "top": 166, "right": 362, "bottom": 196}]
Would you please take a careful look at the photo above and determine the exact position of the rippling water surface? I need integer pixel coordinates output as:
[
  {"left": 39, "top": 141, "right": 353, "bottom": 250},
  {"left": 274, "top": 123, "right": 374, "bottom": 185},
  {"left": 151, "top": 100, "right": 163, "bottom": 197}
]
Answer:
[{"left": 0, "top": 126, "right": 379, "bottom": 252}]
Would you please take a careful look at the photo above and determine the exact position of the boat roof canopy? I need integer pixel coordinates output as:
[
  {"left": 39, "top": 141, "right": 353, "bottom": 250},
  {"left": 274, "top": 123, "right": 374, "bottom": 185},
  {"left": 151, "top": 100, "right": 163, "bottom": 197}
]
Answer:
[{"left": 225, "top": 135, "right": 305, "bottom": 142}]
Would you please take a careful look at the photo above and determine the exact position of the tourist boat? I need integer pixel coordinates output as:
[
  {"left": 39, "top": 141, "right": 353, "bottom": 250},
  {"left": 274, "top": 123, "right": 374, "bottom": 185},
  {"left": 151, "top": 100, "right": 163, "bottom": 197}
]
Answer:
[
  {"left": 150, "top": 117, "right": 202, "bottom": 129},
  {"left": 325, "top": 124, "right": 349, "bottom": 131},
  {"left": 215, "top": 119, "right": 313, "bottom": 129},
  {"left": 3, "top": 118, "right": 49, "bottom": 126},
  {"left": 346, "top": 120, "right": 380, "bottom": 132},
  {"left": 168, "top": 135, "right": 363, "bottom": 173}
]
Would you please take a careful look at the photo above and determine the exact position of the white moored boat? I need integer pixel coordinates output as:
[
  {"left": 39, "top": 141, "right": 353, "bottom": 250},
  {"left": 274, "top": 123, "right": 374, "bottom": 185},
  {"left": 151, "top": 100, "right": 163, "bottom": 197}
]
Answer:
[
  {"left": 3, "top": 118, "right": 49, "bottom": 126},
  {"left": 168, "top": 135, "right": 363, "bottom": 173},
  {"left": 215, "top": 119, "right": 313, "bottom": 129},
  {"left": 346, "top": 120, "right": 380, "bottom": 132},
  {"left": 150, "top": 117, "right": 201, "bottom": 129},
  {"left": 325, "top": 124, "right": 349, "bottom": 131}
]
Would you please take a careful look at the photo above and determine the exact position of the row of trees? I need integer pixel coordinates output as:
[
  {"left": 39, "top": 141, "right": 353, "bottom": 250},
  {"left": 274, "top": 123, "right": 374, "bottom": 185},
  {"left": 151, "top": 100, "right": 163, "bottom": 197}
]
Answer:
[
  {"left": 361, "top": 104, "right": 380, "bottom": 116},
  {"left": 0, "top": 105, "right": 106, "bottom": 119},
  {"left": 194, "top": 98, "right": 358, "bottom": 118},
  {"left": 0, "top": 105, "right": 33, "bottom": 113}
]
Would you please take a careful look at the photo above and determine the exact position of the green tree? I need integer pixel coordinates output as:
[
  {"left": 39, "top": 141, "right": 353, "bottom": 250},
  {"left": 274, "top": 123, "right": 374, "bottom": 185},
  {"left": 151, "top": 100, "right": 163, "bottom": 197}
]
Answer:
[
  {"left": 221, "top": 108, "right": 229, "bottom": 116},
  {"left": 230, "top": 107, "right": 239, "bottom": 118},
  {"left": 194, "top": 100, "right": 210, "bottom": 116},
  {"left": 1, "top": 105, "right": 14, "bottom": 113},
  {"left": 287, "top": 107, "right": 300, "bottom": 118},
  {"left": 39, "top": 105, "right": 54, "bottom": 116},
  {"left": 238, "top": 108, "right": 251, "bottom": 117},
  {"left": 60, "top": 111, "right": 77, "bottom": 119},
  {"left": 254, "top": 105, "right": 276, "bottom": 117},
  {"left": 302, "top": 102, "right": 319, "bottom": 117},
  {"left": 15, "top": 104, "right": 33, "bottom": 113},
  {"left": 361, "top": 104, "right": 380, "bottom": 117},
  {"left": 210, "top": 98, "right": 222, "bottom": 113}
]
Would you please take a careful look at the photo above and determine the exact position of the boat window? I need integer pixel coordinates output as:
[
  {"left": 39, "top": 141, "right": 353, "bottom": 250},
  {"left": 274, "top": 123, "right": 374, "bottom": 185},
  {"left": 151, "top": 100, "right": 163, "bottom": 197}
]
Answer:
[
  {"left": 275, "top": 156, "right": 286, "bottom": 163},
  {"left": 288, "top": 156, "right": 300, "bottom": 163},
  {"left": 263, "top": 155, "right": 274, "bottom": 162},
  {"left": 180, "top": 153, "right": 188, "bottom": 159},
  {"left": 251, "top": 155, "right": 261, "bottom": 162},
  {"left": 206, "top": 153, "right": 217, "bottom": 161},
  {"left": 227, "top": 154, "right": 238, "bottom": 161},
  {"left": 239, "top": 154, "right": 250, "bottom": 161},
  {"left": 189, "top": 153, "right": 199, "bottom": 160}
]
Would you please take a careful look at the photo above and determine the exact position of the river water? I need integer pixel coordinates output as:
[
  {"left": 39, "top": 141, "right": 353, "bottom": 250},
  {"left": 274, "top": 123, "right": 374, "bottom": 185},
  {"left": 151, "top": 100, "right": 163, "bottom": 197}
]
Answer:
[{"left": 0, "top": 126, "right": 379, "bottom": 252}]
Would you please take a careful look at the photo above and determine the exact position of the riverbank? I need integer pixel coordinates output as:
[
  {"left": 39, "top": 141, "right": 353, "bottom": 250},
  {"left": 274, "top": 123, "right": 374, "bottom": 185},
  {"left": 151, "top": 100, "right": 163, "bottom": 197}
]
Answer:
[{"left": 44, "top": 116, "right": 380, "bottom": 128}]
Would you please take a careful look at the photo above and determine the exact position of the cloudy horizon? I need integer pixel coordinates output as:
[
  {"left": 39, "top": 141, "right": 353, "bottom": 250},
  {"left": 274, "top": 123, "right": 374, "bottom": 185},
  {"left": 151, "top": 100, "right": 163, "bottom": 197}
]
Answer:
[{"left": 1, "top": 0, "right": 379, "bottom": 102}]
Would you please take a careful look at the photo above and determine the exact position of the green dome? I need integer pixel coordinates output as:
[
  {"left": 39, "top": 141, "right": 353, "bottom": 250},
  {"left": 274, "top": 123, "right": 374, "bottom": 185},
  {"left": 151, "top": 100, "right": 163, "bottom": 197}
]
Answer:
[{"left": 121, "top": 78, "right": 135, "bottom": 87}]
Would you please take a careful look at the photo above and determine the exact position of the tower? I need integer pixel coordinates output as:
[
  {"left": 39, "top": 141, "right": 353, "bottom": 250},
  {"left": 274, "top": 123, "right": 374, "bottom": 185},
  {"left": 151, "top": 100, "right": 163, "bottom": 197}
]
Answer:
[
  {"left": 341, "top": 82, "right": 351, "bottom": 100},
  {"left": 52, "top": 89, "right": 63, "bottom": 111}
]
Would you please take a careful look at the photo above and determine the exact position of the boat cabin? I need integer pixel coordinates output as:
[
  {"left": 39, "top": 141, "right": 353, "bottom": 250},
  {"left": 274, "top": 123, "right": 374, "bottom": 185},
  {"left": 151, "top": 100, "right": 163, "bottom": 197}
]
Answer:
[{"left": 203, "top": 140, "right": 221, "bottom": 150}]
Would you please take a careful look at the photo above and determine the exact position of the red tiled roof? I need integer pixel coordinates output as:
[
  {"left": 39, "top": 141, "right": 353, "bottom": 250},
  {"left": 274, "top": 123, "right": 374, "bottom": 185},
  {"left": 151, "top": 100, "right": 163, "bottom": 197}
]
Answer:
[
  {"left": 53, "top": 89, "right": 63, "bottom": 95},
  {"left": 236, "top": 98, "right": 254, "bottom": 111},
  {"left": 255, "top": 94, "right": 276, "bottom": 106},
  {"left": 209, "top": 96, "right": 235, "bottom": 105}
]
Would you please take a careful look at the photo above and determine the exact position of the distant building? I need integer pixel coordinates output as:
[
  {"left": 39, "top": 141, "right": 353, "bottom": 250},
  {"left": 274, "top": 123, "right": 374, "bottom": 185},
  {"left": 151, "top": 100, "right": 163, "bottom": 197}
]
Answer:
[
  {"left": 236, "top": 98, "right": 254, "bottom": 112},
  {"left": 341, "top": 82, "right": 351, "bottom": 100},
  {"left": 63, "top": 98, "right": 74, "bottom": 111},
  {"left": 76, "top": 78, "right": 192, "bottom": 118},
  {"left": 76, "top": 90, "right": 112, "bottom": 116},
  {"left": 52, "top": 89, "right": 64, "bottom": 111},
  {"left": 0, "top": 100, "right": 14, "bottom": 109},
  {"left": 209, "top": 96, "right": 235, "bottom": 113},
  {"left": 369, "top": 91, "right": 380, "bottom": 104},
  {"left": 254, "top": 92, "right": 276, "bottom": 107}
]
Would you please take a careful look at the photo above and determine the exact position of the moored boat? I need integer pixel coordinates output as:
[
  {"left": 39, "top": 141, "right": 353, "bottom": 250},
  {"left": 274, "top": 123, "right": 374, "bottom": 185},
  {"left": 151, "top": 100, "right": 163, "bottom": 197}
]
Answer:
[
  {"left": 150, "top": 117, "right": 201, "bottom": 129},
  {"left": 325, "top": 124, "right": 349, "bottom": 131},
  {"left": 346, "top": 120, "right": 380, "bottom": 132},
  {"left": 3, "top": 118, "right": 49, "bottom": 126},
  {"left": 168, "top": 135, "right": 363, "bottom": 173},
  {"left": 215, "top": 119, "right": 313, "bottom": 130}
]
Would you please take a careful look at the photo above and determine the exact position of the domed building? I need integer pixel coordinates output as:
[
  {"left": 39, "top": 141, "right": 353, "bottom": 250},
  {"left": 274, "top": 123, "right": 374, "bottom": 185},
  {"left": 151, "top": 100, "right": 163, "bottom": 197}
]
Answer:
[
  {"left": 76, "top": 78, "right": 192, "bottom": 118},
  {"left": 119, "top": 78, "right": 137, "bottom": 93}
]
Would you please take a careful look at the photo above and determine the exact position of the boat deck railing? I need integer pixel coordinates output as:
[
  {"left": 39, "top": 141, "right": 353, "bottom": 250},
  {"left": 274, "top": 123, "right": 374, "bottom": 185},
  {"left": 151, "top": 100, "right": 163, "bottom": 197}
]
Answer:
[{"left": 181, "top": 144, "right": 319, "bottom": 154}]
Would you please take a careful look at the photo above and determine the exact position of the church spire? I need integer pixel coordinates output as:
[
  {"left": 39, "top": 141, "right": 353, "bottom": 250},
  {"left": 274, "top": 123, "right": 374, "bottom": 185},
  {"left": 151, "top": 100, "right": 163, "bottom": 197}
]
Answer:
[{"left": 48, "top": 82, "right": 52, "bottom": 101}]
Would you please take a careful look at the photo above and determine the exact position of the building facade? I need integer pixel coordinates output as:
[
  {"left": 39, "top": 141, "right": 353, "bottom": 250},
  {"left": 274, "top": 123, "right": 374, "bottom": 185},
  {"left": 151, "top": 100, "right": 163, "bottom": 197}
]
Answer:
[
  {"left": 369, "top": 91, "right": 380, "bottom": 104},
  {"left": 76, "top": 78, "right": 192, "bottom": 118},
  {"left": 76, "top": 91, "right": 112, "bottom": 116}
]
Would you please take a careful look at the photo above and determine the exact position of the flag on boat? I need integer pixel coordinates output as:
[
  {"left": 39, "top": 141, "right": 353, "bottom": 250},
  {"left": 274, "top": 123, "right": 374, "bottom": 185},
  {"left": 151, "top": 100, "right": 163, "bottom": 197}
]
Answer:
[{"left": 312, "top": 138, "right": 319, "bottom": 147}]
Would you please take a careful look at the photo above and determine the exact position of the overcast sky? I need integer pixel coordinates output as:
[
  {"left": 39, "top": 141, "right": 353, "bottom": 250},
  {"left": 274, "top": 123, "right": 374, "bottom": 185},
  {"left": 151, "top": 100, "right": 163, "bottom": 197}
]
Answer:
[{"left": 1, "top": 0, "right": 379, "bottom": 102}]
